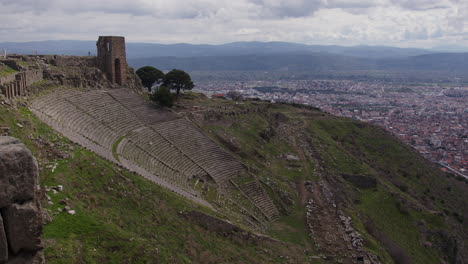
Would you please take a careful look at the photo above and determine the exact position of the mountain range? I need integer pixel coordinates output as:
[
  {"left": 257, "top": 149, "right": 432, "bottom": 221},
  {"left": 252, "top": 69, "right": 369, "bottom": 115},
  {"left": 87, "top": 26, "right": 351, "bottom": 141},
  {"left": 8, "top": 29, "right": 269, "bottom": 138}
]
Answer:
[
  {"left": 1, "top": 40, "right": 468, "bottom": 74},
  {"left": 0, "top": 40, "right": 452, "bottom": 59}
]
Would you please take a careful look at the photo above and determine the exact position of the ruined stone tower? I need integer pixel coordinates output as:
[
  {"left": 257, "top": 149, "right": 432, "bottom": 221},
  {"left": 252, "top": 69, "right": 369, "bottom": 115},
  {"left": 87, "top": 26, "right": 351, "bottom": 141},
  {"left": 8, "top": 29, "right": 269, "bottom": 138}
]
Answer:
[{"left": 96, "top": 36, "right": 127, "bottom": 85}]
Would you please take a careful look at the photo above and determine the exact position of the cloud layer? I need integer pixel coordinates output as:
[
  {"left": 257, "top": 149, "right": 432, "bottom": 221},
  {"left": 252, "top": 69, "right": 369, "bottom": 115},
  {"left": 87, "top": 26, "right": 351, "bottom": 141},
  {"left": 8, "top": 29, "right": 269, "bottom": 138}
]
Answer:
[{"left": 0, "top": 0, "right": 466, "bottom": 49}]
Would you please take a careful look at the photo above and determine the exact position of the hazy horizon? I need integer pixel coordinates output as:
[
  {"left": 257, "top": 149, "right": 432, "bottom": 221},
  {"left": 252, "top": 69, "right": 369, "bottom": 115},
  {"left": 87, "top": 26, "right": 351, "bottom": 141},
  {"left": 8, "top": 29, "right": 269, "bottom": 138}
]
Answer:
[{"left": 1, "top": 39, "right": 468, "bottom": 53}]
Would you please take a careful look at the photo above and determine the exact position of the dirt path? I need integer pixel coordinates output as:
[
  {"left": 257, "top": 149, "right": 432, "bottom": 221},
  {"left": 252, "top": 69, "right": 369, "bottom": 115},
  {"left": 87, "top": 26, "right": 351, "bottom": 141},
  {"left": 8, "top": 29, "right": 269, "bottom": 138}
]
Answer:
[
  {"left": 308, "top": 181, "right": 350, "bottom": 258},
  {"left": 290, "top": 131, "right": 378, "bottom": 263},
  {"left": 290, "top": 134, "right": 312, "bottom": 206}
]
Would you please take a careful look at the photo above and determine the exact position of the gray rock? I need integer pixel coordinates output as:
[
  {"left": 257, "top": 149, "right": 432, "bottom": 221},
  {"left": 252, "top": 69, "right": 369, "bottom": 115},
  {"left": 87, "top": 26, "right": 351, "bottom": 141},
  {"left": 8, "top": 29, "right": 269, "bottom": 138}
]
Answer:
[
  {"left": 285, "top": 154, "right": 300, "bottom": 161},
  {"left": 0, "top": 137, "right": 38, "bottom": 208},
  {"left": 41, "top": 210, "right": 52, "bottom": 225},
  {"left": 0, "top": 214, "right": 8, "bottom": 264},
  {"left": 2, "top": 202, "right": 43, "bottom": 254}
]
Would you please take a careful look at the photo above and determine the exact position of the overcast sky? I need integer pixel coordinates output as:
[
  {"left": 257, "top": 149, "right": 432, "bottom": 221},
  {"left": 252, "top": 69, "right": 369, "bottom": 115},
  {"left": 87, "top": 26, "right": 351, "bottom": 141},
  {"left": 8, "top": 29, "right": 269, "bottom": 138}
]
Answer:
[{"left": 0, "top": 0, "right": 467, "bottom": 49}]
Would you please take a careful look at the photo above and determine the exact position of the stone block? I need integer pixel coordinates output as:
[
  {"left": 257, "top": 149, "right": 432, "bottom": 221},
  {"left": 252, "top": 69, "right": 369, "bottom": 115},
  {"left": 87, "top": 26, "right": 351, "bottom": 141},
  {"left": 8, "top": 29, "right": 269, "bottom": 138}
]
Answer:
[
  {"left": 0, "top": 214, "right": 8, "bottom": 264},
  {"left": 0, "top": 136, "right": 38, "bottom": 208},
  {"left": 6, "top": 251, "right": 45, "bottom": 264},
  {"left": 2, "top": 202, "right": 42, "bottom": 254}
]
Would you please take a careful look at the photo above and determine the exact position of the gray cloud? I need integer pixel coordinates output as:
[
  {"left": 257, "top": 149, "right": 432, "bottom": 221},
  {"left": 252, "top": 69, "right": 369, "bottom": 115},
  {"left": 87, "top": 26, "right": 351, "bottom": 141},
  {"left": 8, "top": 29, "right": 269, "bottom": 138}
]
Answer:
[
  {"left": 0, "top": 0, "right": 466, "bottom": 49},
  {"left": 248, "top": 0, "right": 327, "bottom": 18},
  {"left": 390, "top": 0, "right": 454, "bottom": 10}
]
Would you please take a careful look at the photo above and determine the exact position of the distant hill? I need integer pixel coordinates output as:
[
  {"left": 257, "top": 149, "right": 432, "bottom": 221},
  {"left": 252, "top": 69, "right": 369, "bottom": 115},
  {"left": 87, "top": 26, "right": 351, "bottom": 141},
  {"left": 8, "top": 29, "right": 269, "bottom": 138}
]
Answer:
[
  {"left": 380, "top": 53, "right": 468, "bottom": 71},
  {"left": 128, "top": 53, "right": 468, "bottom": 73},
  {"left": 129, "top": 53, "right": 374, "bottom": 72},
  {"left": 0, "top": 40, "right": 438, "bottom": 59}
]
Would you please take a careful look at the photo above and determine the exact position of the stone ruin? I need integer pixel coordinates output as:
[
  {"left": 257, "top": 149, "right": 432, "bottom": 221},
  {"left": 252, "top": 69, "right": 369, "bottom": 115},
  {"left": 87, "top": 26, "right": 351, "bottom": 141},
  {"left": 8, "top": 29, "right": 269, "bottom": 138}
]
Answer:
[
  {"left": 96, "top": 36, "right": 127, "bottom": 85},
  {"left": 0, "top": 36, "right": 142, "bottom": 100},
  {"left": 0, "top": 137, "right": 44, "bottom": 263},
  {"left": 0, "top": 60, "right": 43, "bottom": 100}
]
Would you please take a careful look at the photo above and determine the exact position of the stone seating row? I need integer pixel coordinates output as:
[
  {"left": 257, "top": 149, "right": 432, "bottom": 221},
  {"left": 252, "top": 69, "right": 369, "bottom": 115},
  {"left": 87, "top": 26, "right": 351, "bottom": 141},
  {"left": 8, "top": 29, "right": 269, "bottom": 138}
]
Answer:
[
  {"left": 118, "top": 156, "right": 210, "bottom": 208},
  {"left": 30, "top": 89, "right": 217, "bottom": 207},
  {"left": 152, "top": 119, "right": 247, "bottom": 183},
  {"left": 108, "top": 89, "right": 178, "bottom": 125},
  {"left": 66, "top": 91, "right": 143, "bottom": 133},
  {"left": 126, "top": 127, "right": 206, "bottom": 179},
  {"left": 31, "top": 108, "right": 117, "bottom": 163},
  {"left": 32, "top": 104, "right": 209, "bottom": 207},
  {"left": 239, "top": 181, "right": 279, "bottom": 220},
  {"left": 33, "top": 89, "right": 198, "bottom": 188},
  {"left": 120, "top": 140, "right": 190, "bottom": 188},
  {"left": 32, "top": 88, "right": 280, "bottom": 218},
  {"left": 32, "top": 92, "right": 121, "bottom": 149}
]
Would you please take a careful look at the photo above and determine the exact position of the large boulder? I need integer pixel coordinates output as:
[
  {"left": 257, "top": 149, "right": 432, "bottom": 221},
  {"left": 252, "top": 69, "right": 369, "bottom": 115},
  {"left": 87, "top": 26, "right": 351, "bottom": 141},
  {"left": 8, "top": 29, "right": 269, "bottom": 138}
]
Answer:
[
  {"left": 0, "top": 136, "right": 43, "bottom": 263},
  {"left": 2, "top": 202, "right": 43, "bottom": 254},
  {"left": 0, "top": 137, "right": 38, "bottom": 208},
  {"left": 0, "top": 214, "right": 8, "bottom": 263}
]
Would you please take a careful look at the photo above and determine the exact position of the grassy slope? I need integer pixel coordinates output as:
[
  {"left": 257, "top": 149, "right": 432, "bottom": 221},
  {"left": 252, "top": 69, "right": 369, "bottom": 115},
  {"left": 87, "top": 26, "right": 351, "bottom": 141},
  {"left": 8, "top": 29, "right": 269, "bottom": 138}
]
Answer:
[
  {"left": 309, "top": 119, "right": 467, "bottom": 263},
  {"left": 0, "top": 102, "right": 307, "bottom": 263},
  {"left": 180, "top": 94, "right": 467, "bottom": 264},
  {"left": 1, "top": 91, "right": 465, "bottom": 263}
]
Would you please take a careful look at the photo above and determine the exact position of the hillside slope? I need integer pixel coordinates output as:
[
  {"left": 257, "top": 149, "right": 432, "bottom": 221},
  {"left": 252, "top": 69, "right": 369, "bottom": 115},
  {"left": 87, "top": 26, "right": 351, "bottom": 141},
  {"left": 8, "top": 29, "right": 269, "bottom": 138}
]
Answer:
[
  {"left": 0, "top": 99, "right": 308, "bottom": 263},
  {"left": 175, "top": 94, "right": 468, "bottom": 264},
  {"left": 0, "top": 87, "right": 466, "bottom": 263}
]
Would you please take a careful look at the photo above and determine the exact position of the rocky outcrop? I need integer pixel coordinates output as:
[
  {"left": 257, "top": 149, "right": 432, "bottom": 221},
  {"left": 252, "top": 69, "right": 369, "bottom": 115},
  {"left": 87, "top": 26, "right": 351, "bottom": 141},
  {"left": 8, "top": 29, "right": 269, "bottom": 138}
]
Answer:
[
  {"left": 0, "top": 136, "right": 44, "bottom": 264},
  {"left": 180, "top": 211, "right": 281, "bottom": 245},
  {"left": 1, "top": 55, "right": 144, "bottom": 99}
]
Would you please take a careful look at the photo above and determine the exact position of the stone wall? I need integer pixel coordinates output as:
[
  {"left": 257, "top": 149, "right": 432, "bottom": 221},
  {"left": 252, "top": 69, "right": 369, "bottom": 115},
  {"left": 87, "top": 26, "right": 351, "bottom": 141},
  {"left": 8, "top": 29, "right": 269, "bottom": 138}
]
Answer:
[
  {"left": 0, "top": 74, "right": 16, "bottom": 86},
  {"left": 0, "top": 137, "right": 44, "bottom": 264},
  {"left": 0, "top": 70, "right": 43, "bottom": 99},
  {"left": 0, "top": 60, "right": 21, "bottom": 71},
  {"left": 24, "top": 70, "right": 43, "bottom": 87}
]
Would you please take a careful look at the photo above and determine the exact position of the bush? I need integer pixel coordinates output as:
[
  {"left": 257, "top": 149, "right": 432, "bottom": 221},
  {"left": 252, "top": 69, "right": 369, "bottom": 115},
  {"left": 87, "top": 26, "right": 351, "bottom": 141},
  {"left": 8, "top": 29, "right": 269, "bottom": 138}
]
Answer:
[{"left": 151, "top": 86, "right": 174, "bottom": 107}]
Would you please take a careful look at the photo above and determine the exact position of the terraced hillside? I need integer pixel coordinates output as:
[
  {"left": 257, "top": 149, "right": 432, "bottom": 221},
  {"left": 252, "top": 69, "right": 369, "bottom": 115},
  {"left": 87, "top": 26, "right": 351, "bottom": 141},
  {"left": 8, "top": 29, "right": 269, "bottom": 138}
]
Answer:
[{"left": 30, "top": 87, "right": 279, "bottom": 229}]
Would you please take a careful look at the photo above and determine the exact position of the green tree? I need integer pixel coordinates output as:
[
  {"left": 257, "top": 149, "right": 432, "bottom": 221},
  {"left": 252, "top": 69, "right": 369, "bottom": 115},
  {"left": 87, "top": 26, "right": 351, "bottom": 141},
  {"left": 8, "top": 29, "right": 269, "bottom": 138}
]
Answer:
[
  {"left": 150, "top": 86, "right": 174, "bottom": 107},
  {"left": 136, "top": 66, "right": 164, "bottom": 91},
  {"left": 163, "top": 69, "right": 194, "bottom": 96}
]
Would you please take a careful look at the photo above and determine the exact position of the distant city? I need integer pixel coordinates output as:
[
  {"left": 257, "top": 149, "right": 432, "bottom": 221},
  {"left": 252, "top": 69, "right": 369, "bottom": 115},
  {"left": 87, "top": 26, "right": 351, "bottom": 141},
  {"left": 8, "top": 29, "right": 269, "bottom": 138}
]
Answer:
[{"left": 194, "top": 79, "right": 468, "bottom": 178}]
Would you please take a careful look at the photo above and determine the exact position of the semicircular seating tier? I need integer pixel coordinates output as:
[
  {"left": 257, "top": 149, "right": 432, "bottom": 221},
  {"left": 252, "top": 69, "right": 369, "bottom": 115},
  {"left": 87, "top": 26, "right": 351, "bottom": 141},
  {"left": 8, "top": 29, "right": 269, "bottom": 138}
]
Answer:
[{"left": 30, "top": 88, "right": 279, "bottom": 222}]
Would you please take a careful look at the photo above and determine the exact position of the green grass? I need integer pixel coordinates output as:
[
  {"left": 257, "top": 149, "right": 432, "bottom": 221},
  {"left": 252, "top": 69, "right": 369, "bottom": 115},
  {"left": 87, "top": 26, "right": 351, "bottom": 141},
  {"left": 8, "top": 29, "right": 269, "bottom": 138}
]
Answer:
[
  {"left": 267, "top": 202, "right": 310, "bottom": 246},
  {"left": 16, "top": 60, "right": 34, "bottom": 67},
  {"left": 358, "top": 188, "right": 442, "bottom": 263},
  {"left": 111, "top": 136, "right": 125, "bottom": 162},
  {"left": 0, "top": 65, "right": 17, "bottom": 77}
]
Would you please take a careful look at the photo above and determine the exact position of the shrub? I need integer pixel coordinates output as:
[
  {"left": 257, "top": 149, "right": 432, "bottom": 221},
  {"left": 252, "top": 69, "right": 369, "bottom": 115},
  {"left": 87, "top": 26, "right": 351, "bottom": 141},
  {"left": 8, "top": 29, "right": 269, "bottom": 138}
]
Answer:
[{"left": 151, "top": 86, "right": 174, "bottom": 107}]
